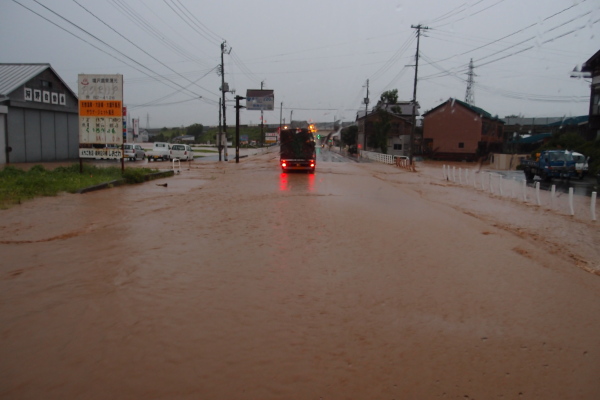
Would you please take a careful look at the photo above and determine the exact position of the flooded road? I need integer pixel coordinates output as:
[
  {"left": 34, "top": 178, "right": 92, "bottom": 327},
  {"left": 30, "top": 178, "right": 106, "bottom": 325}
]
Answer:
[{"left": 1, "top": 152, "right": 599, "bottom": 399}]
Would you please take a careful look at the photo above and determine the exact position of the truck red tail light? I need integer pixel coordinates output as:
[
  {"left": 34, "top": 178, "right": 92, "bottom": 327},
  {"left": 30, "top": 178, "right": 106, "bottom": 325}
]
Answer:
[{"left": 281, "top": 160, "right": 287, "bottom": 167}]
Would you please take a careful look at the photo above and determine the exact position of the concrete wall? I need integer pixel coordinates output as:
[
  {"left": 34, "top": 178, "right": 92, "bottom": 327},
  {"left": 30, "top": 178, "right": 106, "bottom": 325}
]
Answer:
[{"left": 489, "top": 153, "right": 529, "bottom": 170}]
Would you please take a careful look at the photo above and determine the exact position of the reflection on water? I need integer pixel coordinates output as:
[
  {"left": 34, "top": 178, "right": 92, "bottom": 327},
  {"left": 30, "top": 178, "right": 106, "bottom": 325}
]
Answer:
[{"left": 279, "top": 172, "right": 315, "bottom": 192}]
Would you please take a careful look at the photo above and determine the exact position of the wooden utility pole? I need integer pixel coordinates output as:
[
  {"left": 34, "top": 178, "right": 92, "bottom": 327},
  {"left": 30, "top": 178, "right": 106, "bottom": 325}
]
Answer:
[
  {"left": 220, "top": 41, "right": 229, "bottom": 161},
  {"left": 410, "top": 24, "right": 428, "bottom": 166},
  {"left": 218, "top": 97, "right": 222, "bottom": 161},
  {"left": 363, "top": 79, "right": 369, "bottom": 152}
]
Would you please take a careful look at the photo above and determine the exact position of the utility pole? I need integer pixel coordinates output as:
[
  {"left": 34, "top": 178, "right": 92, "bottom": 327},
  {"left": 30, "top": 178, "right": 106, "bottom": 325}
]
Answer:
[
  {"left": 260, "top": 80, "right": 265, "bottom": 147},
  {"left": 218, "top": 97, "right": 222, "bottom": 161},
  {"left": 410, "top": 24, "right": 429, "bottom": 166},
  {"left": 235, "top": 95, "right": 245, "bottom": 163},
  {"left": 279, "top": 102, "right": 283, "bottom": 130},
  {"left": 465, "top": 58, "right": 476, "bottom": 106},
  {"left": 290, "top": 110, "right": 293, "bottom": 128},
  {"left": 220, "top": 41, "right": 230, "bottom": 161},
  {"left": 363, "top": 79, "right": 369, "bottom": 152}
]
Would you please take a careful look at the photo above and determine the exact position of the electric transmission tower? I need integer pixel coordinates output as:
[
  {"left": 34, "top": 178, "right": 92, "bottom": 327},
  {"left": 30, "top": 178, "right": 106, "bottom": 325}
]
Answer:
[{"left": 465, "top": 58, "right": 476, "bottom": 106}]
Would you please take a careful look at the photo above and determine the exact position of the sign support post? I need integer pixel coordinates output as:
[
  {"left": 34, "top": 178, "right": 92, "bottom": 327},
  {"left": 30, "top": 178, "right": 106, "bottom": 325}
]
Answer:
[{"left": 235, "top": 95, "right": 246, "bottom": 164}]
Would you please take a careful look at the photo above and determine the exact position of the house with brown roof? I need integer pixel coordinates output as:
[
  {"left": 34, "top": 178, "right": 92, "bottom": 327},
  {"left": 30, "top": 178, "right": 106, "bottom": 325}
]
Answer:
[
  {"left": 581, "top": 49, "right": 600, "bottom": 141},
  {"left": 422, "top": 98, "right": 504, "bottom": 161}
]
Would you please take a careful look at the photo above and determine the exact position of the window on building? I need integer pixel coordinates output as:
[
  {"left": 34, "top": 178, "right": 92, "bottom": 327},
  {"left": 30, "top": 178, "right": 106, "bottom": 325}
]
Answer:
[
  {"left": 41, "top": 80, "right": 53, "bottom": 88},
  {"left": 393, "top": 144, "right": 402, "bottom": 150},
  {"left": 458, "top": 142, "right": 465, "bottom": 148}
]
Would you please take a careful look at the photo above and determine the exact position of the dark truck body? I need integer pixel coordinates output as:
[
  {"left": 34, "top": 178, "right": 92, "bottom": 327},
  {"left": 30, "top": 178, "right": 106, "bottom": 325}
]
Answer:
[
  {"left": 520, "top": 150, "right": 576, "bottom": 181},
  {"left": 279, "top": 128, "right": 316, "bottom": 172}
]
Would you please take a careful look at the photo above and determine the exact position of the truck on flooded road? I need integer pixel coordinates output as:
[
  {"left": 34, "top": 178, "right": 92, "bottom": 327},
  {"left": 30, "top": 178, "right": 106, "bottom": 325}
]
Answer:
[
  {"left": 279, "top": 127, "right": 316, "bottom": 173},
  {"left": 146, "top": 142, "right": 171, "bottom": 161},
  {"left": 520, "top": 149, "right": 576, "bottom": 181}
]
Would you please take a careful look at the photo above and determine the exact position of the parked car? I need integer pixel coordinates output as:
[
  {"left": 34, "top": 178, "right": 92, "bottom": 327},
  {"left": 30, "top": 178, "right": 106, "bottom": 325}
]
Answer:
[
  {"left": 146, "top": 142, "right": 171, "bottom": 161},
  {"left": 170, "top": 144, "right": 194, "bottom": 161},
  {"left": 124, "top": 143, "right": 146, "bottom": 161}
]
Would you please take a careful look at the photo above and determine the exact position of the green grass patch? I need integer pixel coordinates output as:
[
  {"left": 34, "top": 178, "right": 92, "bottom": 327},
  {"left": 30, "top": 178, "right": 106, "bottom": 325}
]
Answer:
[{"left": 0, "top": 164, "right": 157, "bottom": 209}]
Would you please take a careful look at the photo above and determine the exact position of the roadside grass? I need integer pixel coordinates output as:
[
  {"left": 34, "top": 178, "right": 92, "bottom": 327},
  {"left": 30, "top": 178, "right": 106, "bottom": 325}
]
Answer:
[
  {"left": 0, "top": 164, "right": 156, "bottom": 209},
  {"left": 193, "top": 148, "right": 218, "bottom": 153}
]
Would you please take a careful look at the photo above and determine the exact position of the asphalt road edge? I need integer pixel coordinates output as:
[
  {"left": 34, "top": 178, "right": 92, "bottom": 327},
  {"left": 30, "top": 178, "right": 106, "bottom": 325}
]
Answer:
[{"left": 77, "top": 170, "right": 174, "bottom": 194}]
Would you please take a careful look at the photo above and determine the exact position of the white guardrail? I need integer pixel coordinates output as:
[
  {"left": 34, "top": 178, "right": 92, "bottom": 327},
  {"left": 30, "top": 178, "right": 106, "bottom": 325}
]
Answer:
[
  {"left": 360, "top": 150, "right": 407, "bottom": 166},
  {"left": 355, "top": 150, "right": 597, "bottom": 221},
  {"left": 442, "top": 165, "right": 597, "bottom": 222}
]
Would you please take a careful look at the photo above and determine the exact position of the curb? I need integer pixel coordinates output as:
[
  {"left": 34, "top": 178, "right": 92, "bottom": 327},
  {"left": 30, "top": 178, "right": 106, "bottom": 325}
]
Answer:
[{"left": 77, "top": 170, "right": 174, "bottom": 194}]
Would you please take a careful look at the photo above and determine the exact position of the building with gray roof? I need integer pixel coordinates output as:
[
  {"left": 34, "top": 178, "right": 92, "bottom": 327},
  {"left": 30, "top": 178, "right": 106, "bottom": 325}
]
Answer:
[{"left": 0, "top": 63, "right": 79, "bottom": 164}]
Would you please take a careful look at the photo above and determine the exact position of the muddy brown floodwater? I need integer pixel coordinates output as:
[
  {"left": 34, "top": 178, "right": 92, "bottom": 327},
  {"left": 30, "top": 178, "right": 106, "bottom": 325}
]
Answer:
[{"left": 1, "top": 152, "right": 599, "bottom": 399}]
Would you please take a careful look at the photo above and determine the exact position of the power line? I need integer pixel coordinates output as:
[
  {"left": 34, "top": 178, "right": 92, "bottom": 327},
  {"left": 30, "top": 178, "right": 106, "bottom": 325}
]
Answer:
[
  {"left": 427, "top": 1, "right": 592, "bottom": 67},
  {"left": 131, "top": 66, "right": 220, "bottom": 109},
  {"left": 171, "top": 0, "right": 223, "bottom": 44},
  {"left": 109, "top": 0, "right": 211, "bottom": 68},
  {"left": 162, "top": 0, "right": 222, "bottom": 45},
  {"left": 71, "top": 0, "right": 217, "bottom": 97},
  {"left": 26, "top": 0, "right": 221, "bottom": 102},
  {"left": 369, "top": 35, "right": 415, "bottom": 81}
]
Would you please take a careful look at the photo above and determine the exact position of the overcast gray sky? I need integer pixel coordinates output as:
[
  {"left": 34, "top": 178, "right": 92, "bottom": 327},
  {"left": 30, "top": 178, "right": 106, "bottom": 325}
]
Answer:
[{"left": 1, "top": 0, "right": 598, "bottom": 129}]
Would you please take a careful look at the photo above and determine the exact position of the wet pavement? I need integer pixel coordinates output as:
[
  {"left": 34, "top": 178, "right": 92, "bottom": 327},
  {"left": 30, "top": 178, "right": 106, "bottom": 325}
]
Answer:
[{"left": 1, "top": 153, "right": 599, "bottom": 399}]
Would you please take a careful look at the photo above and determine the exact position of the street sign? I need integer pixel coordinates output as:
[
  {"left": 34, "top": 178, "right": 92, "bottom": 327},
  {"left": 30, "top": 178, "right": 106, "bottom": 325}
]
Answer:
[
  {"left": 246, "top": 89, "right": 274, "bottom": 111},
  {"left": 78, "top": 74, "right": 123, "bottom": 144}
]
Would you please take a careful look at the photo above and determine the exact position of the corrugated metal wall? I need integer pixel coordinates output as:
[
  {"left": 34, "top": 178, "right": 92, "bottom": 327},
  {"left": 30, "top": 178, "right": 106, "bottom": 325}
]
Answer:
[
  {"left": 7, "top": 107, "right": 78, "bottom": 163},
  {"left": 0, "top": 112, "right": 6, "bottom": 164}
]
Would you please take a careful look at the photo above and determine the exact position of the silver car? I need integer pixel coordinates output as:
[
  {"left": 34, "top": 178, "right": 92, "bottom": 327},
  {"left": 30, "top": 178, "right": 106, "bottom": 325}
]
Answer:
[{"left": 124, "top": 143, "right": 146, "bottom": 161}]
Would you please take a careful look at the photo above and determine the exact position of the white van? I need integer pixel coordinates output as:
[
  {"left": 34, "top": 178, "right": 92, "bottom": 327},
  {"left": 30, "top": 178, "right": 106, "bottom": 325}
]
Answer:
[
  {"left": 170, "top": 144, "right": 194, "bottom": 161},
  {"left": 571, "top": 152, "right": 589, "bottom": 179}
]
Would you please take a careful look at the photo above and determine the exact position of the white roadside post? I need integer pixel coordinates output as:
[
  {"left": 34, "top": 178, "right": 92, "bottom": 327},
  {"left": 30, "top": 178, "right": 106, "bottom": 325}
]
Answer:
[
  {"left": 591, "top": 192, "right": 597, "bottom": 221},
  {"left": 569, "top": 187, "right": 575, "bottom": 216}
]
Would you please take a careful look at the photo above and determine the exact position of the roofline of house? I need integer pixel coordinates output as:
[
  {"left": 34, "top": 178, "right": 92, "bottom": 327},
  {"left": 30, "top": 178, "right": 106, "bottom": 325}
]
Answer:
[
  {"left": 582, "top": 48, "right": 600, "bottom": 72},
  {"left": 423, "top": 97, "right": 504, "bottom": 123},
  {"left": 355, "top": 109, "right": 413, "bottom": 123},
  {"left": 0, "top": 63, "right": 78, "bottom": 100}
]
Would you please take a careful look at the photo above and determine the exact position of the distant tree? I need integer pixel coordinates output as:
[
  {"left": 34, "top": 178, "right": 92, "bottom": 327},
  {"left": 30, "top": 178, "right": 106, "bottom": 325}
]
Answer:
[
  {"left": 187, "top": 123, "right": 204, "bottom": 142},
  {"left": 341, "top": 125, "right": 358, "bottom": 147},
  {"left": 368, "top": 109, "right": 391, "bottom": 154},
  {"left": 380, "top": 89, "right": 398, "bottom": 104},
  {"left": 153, "top": 133, "right": 166, "bottom": 142},
  {"left": 378, "top": 89, "right": 402, "bottom": 114}
]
